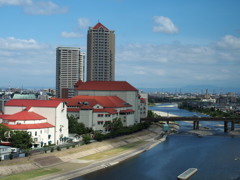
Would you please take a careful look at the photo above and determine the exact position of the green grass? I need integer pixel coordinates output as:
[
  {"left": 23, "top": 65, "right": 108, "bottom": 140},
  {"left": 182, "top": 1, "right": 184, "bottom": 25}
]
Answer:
[
  {"left": 80, "top": 141, "right": 146, "bottom": 160},
  {"left": 1, "top": 168, "right": 61, "bottom": 180}
]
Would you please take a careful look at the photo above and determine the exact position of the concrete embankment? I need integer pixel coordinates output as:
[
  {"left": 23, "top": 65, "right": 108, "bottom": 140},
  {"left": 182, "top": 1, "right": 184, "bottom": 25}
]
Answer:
[{"left": 0, "top": 123, "right": 178, "bottom": 178}]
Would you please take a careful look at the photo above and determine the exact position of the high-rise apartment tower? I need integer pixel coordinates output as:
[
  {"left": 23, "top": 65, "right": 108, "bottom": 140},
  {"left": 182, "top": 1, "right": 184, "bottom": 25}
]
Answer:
[
  {"left": 87, "top": 22, "right": 115, "bottom": 81},
  {"left": 56, "top": 47, "right": 85, "bottom": 98}
]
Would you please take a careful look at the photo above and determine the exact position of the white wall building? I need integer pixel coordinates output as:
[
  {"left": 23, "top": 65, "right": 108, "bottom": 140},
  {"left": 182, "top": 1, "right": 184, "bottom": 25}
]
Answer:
[
  {"left": 57, "top": 95, "right": 135, "bottom": 132},
  {"left": 74, "top": 81, "right": 145, "bottom": 124},
  {"left": 1, "top": 99, "right": 69, "bottom": 147}
]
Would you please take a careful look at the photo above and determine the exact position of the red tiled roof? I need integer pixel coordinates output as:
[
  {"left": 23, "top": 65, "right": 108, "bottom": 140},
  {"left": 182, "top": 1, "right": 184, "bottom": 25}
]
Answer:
[
  {"left": 0, "top": 114, "right": 10, "bottom": 119},
  {"left": 56, "top": 95, "right": 132, "bottom": 109},
  {"left": 3, "top": 111, "right": 46, "bottom": 121},
  {"left": 74, "top": 81, "right": 138, "bottom": 91},
  {"left": 3, "top": 123, "right": 54, "bottom": 130},
  {"left": 67, "top": 108, "right": 80, "bottom": 112},
  {"left": 92, "top": 22, "right": 109, "bottom": 31},
  {"left": 74, "top": 95, "right": 131, "bottom": 108},
  {"left": 93, "top": 108, "right": 118, "bottom": 114},
  {"left": 80, "top": 105, "right": 93, "bottom": 110},
  {"left": 5, "top": 99, "right": 62, "bottom": 108},
  {"left": 58, "top": 98, "right": 98, "bottom": 107},
  {"left": 120, "top": 109, "right": 135, "bottom": 113}
]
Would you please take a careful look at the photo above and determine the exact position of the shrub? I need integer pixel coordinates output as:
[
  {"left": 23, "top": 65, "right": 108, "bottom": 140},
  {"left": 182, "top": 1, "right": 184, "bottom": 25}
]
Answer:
[
  {"left": 9, "top": 153, "right": 13, "bottom": 160},
  {"left": 94, "top": 132, "right": 105, "bottom": 141},
  {"left": 57, "top": 146, "right": 61, "bottom": 151},
  {"left": 25, "top": 150, "right": 31, "bottom": 157},
  {"left": 50, "top": 147, "right": 54, "bottom": 152},
  {"left": 82, "top": 134, "right": 92, "bottom": 144}
]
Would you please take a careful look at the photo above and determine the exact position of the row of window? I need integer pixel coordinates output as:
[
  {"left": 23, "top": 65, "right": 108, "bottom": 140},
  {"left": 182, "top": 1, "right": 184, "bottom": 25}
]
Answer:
[
  {"left": 98, "top": 114, "right": 111, "bottom": 117},
  {"left": 97, "top": 120, "right": 111, "bottom": 125},
  {"left": 29, "top": 129, "right": 49, "bottom": 137}
]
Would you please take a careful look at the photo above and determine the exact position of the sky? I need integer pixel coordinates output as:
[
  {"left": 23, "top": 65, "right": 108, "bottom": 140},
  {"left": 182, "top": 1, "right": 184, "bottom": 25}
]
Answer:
[{"left": 0, "top": 0, "right": 240, "bottom": 90}]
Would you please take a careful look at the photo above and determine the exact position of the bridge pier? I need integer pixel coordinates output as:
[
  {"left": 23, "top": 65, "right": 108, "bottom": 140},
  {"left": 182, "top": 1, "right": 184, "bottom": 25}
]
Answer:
[
  {"left": 193, "top": 121, "right": 199, "bottom": 130},
  {"left": 224, "top": 121, "right": 228, "bottom": 132},
  {"left": 224, "top": 121, "right": 235, "bottom": 132},
  {"left": 231, "top": 121, "right": 235, "bottom": 131}
]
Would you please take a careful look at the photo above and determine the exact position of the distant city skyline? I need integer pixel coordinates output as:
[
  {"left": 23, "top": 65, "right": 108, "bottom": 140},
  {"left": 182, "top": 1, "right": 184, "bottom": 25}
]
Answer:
[{"left": 0, "top": 0, "right": 240, "bottom": 89}]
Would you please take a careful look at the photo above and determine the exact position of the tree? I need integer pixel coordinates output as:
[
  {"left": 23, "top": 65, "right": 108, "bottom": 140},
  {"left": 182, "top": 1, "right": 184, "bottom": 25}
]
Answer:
[
  {"left": 68, "top": 115, "right": 79, "bottom": 133},
  {"left": 147, "top": 110, "right": 155, "bottom": 118},
  {"left": 10, "top": 131, "right": 32, "bottom": 150},
  {"left": 0, "top": 124, "right": 10, "bottom": 142},
  {"left": 104, "top": 118, "right": 123, "bottom": 132},
  {"left": 68, "top": 115, "right": 87, "bottom": 135}
]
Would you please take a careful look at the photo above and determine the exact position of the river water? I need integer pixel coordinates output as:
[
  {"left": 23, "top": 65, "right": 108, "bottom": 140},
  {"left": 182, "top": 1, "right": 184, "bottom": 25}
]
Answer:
[{"left": 74, "top": 103, "right": 240, "bottom": 180}]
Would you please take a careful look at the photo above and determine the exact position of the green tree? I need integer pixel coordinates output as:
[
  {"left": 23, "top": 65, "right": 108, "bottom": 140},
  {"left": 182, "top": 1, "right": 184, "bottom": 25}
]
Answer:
[
  {"left": 10, "top": 131, "right": 32, "bottom": 150},
  {"left": 68, "top": 115, "right": 87, "bottom": 135},
  {"left": 0, "top": 124, "right": 10, "bottom": 142},
  {"left": 82, "top": 134, "right": 92, "bottom": 144},
  {"left": 104, "top": 118, "right": 123, "bottom": 132},
  {"left": 147, "top": 110, "right": 155, "bottom": 118}
]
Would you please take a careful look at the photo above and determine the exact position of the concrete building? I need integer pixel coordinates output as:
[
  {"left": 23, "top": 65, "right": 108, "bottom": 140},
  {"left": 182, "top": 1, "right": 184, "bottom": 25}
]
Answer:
[
  {"left": 56, "top": 95, "right": 135, "bottom": 132},
  {"left": 74, "top": 81, "right": 148, "bottom": 124},
  {"left": 87, "top": 22, "right": 115, "bottom": 81},
  {"left": 1, "top": 99, "right": 69, "bottom": 146},
  {"left": 56, "top": 47, "right": 85, "bottom": 98}
]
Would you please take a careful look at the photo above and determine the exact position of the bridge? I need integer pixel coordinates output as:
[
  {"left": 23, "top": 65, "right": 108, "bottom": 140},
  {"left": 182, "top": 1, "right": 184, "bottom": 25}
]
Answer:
[{"left": 141, "top": 117, "right": 240, "bottom": 132}]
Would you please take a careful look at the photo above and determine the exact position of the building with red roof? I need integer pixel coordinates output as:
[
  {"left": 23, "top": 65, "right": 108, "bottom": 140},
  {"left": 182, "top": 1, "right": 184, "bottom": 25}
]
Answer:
[
  {"left": 1, "top": 99, "right": 69, "bottom": 147},
  {"left": 56, "top": 95, "right": 135, "bottom": 132},
  {"left": 87, "top": 22, "right": 115, "bottom": 81},
  {"left": 74, "top": 80, "right": 148, "bottom": 125}
]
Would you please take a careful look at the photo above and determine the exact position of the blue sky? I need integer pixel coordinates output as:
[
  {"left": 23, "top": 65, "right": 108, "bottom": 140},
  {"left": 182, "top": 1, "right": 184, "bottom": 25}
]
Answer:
[{"left": 0, "top": 0, "right": 240, "bottom": 90}]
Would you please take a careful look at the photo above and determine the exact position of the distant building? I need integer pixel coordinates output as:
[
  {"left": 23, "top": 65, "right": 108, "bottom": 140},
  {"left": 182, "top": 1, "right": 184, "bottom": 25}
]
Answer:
[
  {"left": 139, "top": 92, "right": 148, "bottom": 118},
  {"left": 1, "top": 99, "right": 69, "bottom": 147},
  {"left": 12, "top": 94, "right": 36, "bottom": 99},
  {"left": 56, "top": 47, "right": 85, "bottom": 98},
  {"left": 87, "top": 22, "right": 115, "bottom": 81}
]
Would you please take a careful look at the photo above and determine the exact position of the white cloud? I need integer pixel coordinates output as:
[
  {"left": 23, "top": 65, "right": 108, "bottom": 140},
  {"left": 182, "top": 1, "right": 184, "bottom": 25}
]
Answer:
[
  {"left": 24, "top": 1, "right": 67, "bottom": 15},
  {"left": 0, "top": 36, "right": 55, "bottom": 87},
  {"left": 0, "top": 0, "right": 67, "bottom": 15},
  {"left": 60, "top": 32, "right": 82, "bottom": 38},
  {"left": 153, "top": 16, "right": 179, "bottom": 34},
  {"left": 0, "top": 0, "right": 31, "bottom": 6},
  {"left": 0, "top": 37, "right": 48, "bottom": 49},
  {"left": 116, "top": 35, "right": 240, "bottom": 88},
  {"left": 78, "top": 18, "right": 90, "bottom": 29},
  {"left": 217, "top": 35, "right": 240, "bottom": 49}
]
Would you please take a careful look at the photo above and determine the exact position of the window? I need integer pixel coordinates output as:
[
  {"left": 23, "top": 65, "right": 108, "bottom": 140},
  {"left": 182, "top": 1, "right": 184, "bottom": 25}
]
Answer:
[
  {"left": 97, "top": 121, "right": 104, "bottom": 125},
  {"left": 35, "top": 131, "right": 37, "bottom": 136},
  {"left": 98, "top": 114, "right": 103, "bottom": 117}
]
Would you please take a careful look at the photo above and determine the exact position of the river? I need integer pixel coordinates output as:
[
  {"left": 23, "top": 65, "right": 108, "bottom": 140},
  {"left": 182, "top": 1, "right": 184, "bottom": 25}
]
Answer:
[{"left": 73, "top": 103, "right": 240, "bottom": 180}]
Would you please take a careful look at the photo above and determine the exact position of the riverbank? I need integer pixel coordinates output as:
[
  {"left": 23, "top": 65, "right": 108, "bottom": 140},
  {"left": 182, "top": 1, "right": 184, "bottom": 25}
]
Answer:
[
  {"left": 0, "top": 123, "right": 179, "bottom": 180},
  {"left": 152, "top": 110, "right": 177, "bottom": 117}
]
